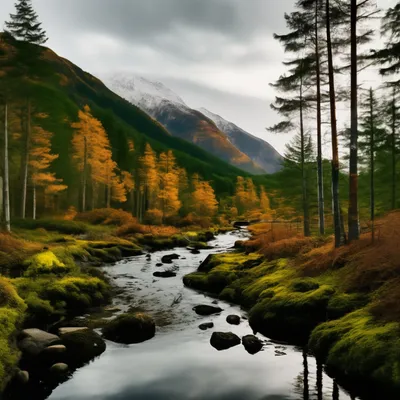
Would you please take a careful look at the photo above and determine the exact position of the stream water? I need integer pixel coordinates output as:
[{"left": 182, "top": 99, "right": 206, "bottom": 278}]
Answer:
[{"left": 49, "top": 230, "right": 358, "bottom": 400}]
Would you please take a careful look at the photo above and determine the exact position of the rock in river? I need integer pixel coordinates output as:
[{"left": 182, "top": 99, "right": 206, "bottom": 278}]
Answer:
[
  {"left": 242, "top": 335, "right": 263, "bottom": 355},
  {"left": 59, "top": 327, "right": 106, "bottom": 367},
  {"left": 18, "top": 329, "right": 61, "bottom": 358},
  {"left": 210, "top": 332, "right": 241, "bottom": 351},
  {"left": 226, "top": 315, "right": 241, "bottom": 325},
  {"left": 102, "top": 313, "right": 156, "bottom": 344},
  {"left": 153, "top": 270, "right": 177, "bottom": 278},
  {"left": 161, "top": 253, "right": 180, "bottom": 264},
  {"left": 193, "top": 305, "right": 223, "bottom": 316},
  {"left": 199, "top": 322, "right": 214, "bottom": 331}
]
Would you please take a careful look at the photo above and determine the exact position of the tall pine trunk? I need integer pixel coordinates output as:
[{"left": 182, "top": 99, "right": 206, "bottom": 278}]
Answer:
[
  {"left": 82, "top": 135, "right": 87, "bottom": 212},
  {"left": 4, "top": 102, "right": 10, "bottom": 232},
  {"left": 300, "top": 72, "right": 310, "bottom": 237},
  {"left": 369, "top": 88, "right": 375, "bottom": 242},
  {"left": 391, "top": 88, "right": 397, "bottom": 210},
  {"left": 21, "top": 98, "right": 31, "bottom": 219},
  {"left": 32, "top": 183, "right": 36, "bottom": 220},
  {"left": 348, "top": 0, "right": 359, "bottom": 241},
  {"left": 315, "top": 0, "right": 325, "bottom": 235},
  {"left": 326, "top": 0, "right": 342, "bottom": 247}
]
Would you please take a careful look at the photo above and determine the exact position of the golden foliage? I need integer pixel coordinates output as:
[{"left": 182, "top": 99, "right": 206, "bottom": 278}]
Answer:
[
  {"left": 76, "top": 208, "right": 136, "bottom": 226},
  {"left": 116, "top": 222, "right": 179, "bottom": 237},
  {"left": 191, "top": 175, "right": 218, "bottom": 217}
]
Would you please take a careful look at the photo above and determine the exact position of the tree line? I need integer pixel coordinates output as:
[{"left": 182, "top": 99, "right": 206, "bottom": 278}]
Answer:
[{"left": 270, "top": 0, "right": 400, "bottom": 246}]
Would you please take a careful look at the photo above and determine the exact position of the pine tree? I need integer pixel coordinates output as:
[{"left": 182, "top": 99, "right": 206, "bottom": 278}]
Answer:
[
  {"left": 3, "top": 102, "right": 11, "bottom": 232},
  {"left": 5, "top": 0, "right": 48, "bottom": 44},
  {"left": 139, "top": 143, "right": 159, "bottom": 215}
]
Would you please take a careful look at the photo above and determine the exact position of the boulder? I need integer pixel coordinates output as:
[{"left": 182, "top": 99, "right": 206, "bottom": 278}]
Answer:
[
  {"left": 156, "top": 263, "right": 163, "bottom": 267},
  {"left": 199, "top": 322, "right": 214, "bottom": 331},
  {"left": 60, "top": 328, "right": 106, "bottom": 367},
  {"left": 15, "top": 370, "right": 29, "bottom": 385},
  {"left": 102, "top": 313, "right": 155, "bottom": 344},
  {"left": 58, "top": 327, "right": 88, "bottom": 336},
  {"left": 242, "top": 335, "right": 263, "bottom": 355},
  {"left": 210, "top": 332, "right": 241, "bottom": 351},
  {"left": 161, "top": 254, "right": 180, "bottom": 264},
  {"left": 49, "top": 363, "right": 69, "bottom": 375},
  {"left": 190, "top": 249, "right": 201, "bottom": 255},
  {"left": 193, "top": 305, "right": 223, "bottom": 316},
  {"left": 19, "top": 329, "right": 61, "bottom": 357},
  {"left": 226, "top": 315, "right": 241, "bottom": 325},
  {"left": 39, "top": 345, "right": 67, "bottom": 365},
  {"left": 153, "top": 270, "right": 177, "bottom": 278}
]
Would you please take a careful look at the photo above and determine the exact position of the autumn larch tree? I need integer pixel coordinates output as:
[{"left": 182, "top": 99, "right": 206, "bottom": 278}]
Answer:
[{"left": 191, "top": 175, "right": 218, "bottom": 217}]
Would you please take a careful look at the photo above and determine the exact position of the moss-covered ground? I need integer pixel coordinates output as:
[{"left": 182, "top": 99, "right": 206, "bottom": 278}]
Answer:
[{"left": 183, "top": 215, "right": 400, "bottom": 398}]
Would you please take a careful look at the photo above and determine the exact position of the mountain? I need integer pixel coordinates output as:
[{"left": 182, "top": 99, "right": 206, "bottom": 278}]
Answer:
[
  {"left": 104, "top": 74, "right": 267, "bottom": 175},
  {"left": 0, "top": 35, "right": 267, "bottom": 201},
  {"left": 199, "top": 108, "right": 283, "bottom": 174}
]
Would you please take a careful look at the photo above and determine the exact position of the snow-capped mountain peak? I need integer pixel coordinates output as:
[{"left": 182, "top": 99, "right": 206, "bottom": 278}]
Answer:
[{"left": 104, "top": 73, "right": 187, "bottom": 113}]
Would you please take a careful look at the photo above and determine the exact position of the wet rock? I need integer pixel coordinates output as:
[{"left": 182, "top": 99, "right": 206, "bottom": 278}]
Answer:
[
  {"left": 242, "top": 335, "right": 263, "bottom": 354},
  {"left": 210, "top": 332, "right": 241, "bottom": 351},
  {"left": 15, "top": 370, "right": 29, "bottom": 385},
  {"left": 102, "top": 313, "right": 155, "bottom": 344},
  {"left": 193, "top": 305, "right": 223, "bottom": 316},
  {"left": 161, "top": 253, "right": 180, "bottom": 264},
  {"left": 49, "top": 363, "right": 68, "bottom": 375},
  {"left": 156, "top": 263, "right": 163, "bottom": 267},
  {"left": 60, "top": 328, "right": 106, "bottom": 367},
  {"left": 275, "top": 350, "right": 287, "bottom": 356},
  {"left": 39, "top": 344, "right": 67, "bottom": 365},
  {"left": 153, "top": 270, "right": 177, "bottom": 278},
  {"left": 58, "top": 327, "right": 88, "bottom": 336},
  {"left": 191, "top": 249, "right": 201, "bottom": 255},
  {"left": 226, "top": 315, "right": 241, "bottom": 325},
  {"left": 212, "top": 300, "right": 218, "bottom": 305},
  {"left": 19, "top": 329, "right": 61, "bottom": 357},
  {"left": 199, "top": 322, "right": 214, "bottom": 331}
]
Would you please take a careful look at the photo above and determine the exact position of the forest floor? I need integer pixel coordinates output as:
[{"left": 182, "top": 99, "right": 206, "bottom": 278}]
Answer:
[
  {"left": 0, "top": 208, "right": 229, "bottom": 390},
  {"left": 183, "top": 212, "right": 400, "bottom": 400}
]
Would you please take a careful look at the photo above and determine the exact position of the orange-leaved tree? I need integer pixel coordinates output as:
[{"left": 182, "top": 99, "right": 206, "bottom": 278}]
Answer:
[{"left": 191, "top": 174, "right": 218, "bottom": 217}]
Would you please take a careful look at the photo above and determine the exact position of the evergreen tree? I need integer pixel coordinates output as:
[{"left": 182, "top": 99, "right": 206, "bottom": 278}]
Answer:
[{"left": 5, "top": 0, "right": 48, "bottom": 44}]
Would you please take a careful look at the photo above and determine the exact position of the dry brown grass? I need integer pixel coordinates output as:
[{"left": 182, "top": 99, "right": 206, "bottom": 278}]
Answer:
[
  {"left": 75, "top": 208, "right": 136, "bottom": 227},
  {"left": 116, "top": 222, "right": 179, "bottom": 238}
]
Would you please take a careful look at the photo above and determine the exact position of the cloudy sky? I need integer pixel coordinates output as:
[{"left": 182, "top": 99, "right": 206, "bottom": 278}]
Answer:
[{"left": 1, "top": 0, "right": 397, "bottom": 155}]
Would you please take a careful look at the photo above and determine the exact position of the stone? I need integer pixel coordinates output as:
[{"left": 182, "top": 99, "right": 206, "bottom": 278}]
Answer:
[
  {"left": 59, "top": 327, "right": 89, "bottom": 336},
  {"left": 161, "top": 253, "right": 180, "bottom": 264},
  {"left": 210, "top": 332, "right": 241, "bottom": 351},
  {"left": 15, "top": 370, "right": 29, "bottom": 385},
  {"left": 49, "top": 363, "right": 69, "bottom": 374},
  {"left": 153, "top": 270, "right": 177, "bottom": 278},
  {"left": 199, "top": 322, "right": 214, "bottom": 331},
  {"left": 226, "top": 315, "right": 241, "bottom": 325},
  {"left": 193, "top": 305, "right": 223, "bottom": 316},
  {"left": 190, "top": 249, "right": 201, "bottom": 255},
  {"left": 61, "top": 328, "right": 106, "bottom": 368},
  {"left": 156, "top": 263, "right": 163, "bottom": 267},
  {"left": 102, "top": 312, "right": 155, "bottom": 344},
  {"left": 19, "top": 329, "right": 61, "bottom": 357},
  {"left": 242, "top": 335, "right": 263, "bottom": 355}
]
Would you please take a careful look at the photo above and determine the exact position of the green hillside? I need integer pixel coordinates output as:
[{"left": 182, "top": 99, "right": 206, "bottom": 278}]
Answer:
[{"left": 0, "top": 35, "right": 274, "bottom": 201}]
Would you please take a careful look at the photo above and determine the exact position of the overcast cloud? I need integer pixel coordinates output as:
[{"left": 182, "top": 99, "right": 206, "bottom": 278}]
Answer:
[{"left": 1, "top": 0, "right": 398, "bottom": 155}]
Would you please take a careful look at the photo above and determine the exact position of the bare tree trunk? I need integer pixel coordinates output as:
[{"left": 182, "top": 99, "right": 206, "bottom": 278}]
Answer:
[
  {"left": 107, "top": 182, "right": 111, "bottom": 208},
  {"left": 315, "top": 0, "right": 325, "bottom": 235},
  {"left": 32, "top": 183, "right": 36, "bottom": 220},
  {"left": 82, "top": 135, "right": 87, "bottom": 212},
  {"left": 369, "top": 88, "right": 375, "bottom": 242},
  {"left": 348, "top": 0, "right": 360, "bottom": 242},
  {"left": 391, "top": 88, "right": 397, "bottom": 210},
  {"left": 21, "top": 98, "right": 31, "bottom": 219},
  {"left": 4, "top": 102, "right": 10, "bottom": 232},
  {"left": 300, "top": 78, "right": 310, "bottom": 237},
  {"left": 326, "top": 0, "right": 342, "bottom": 248}
]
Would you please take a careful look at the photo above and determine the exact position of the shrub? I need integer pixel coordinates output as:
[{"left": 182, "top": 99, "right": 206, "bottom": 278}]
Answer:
[
  {"left": 144, "top": 209, "right": 163, "bottom": 225},
  {"left": 75, "top": 208, "right": 135, "bottom": 226},
  {"left": 13, "top": 218, "right": 89, "bottom": 235},
  {"left": 116, "top": 222, "right": 179, "bottom": 237}
]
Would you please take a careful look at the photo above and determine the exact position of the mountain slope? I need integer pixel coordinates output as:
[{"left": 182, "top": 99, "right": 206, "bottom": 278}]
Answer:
[
  {"left": 0, "top": 35, "right": 265, "bottom": 199},
  {"left": 199, "top": 108, "right": 283, "bottom": 174},
  {"left": 104, "top": 74, "right": 266, "bottom": 175}
]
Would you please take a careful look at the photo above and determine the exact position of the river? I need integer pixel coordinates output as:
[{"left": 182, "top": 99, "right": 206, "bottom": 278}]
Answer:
[{"left": 49, "top": 230, "right": 358, "bottom": 400}]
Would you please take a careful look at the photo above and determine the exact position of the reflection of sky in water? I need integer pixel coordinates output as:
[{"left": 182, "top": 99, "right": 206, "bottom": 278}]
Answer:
[{"left": 50, "top": 232, "right": 356, "bottom": 400}]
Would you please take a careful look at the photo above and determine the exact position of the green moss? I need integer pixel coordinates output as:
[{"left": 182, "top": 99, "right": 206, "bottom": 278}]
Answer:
[
  {"left": 13, "top": 218, "right": 89, "bottom": 235},
  {"left": 290, "top": 278, "right": 320, "bottom": 293},
  {"left": 24, "top": 251, "right": 74, "bottom": 277},
  {"left": 327, "top": 293, "right": 368, "bottom": 319},
  {"left": 309, "top": 310, "right": 400, "bottom": 389}
]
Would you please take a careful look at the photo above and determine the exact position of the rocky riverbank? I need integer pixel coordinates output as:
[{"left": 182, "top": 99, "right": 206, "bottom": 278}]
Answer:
[{"left": 183, "top": 233, "right": 400, "bottom": 400}]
